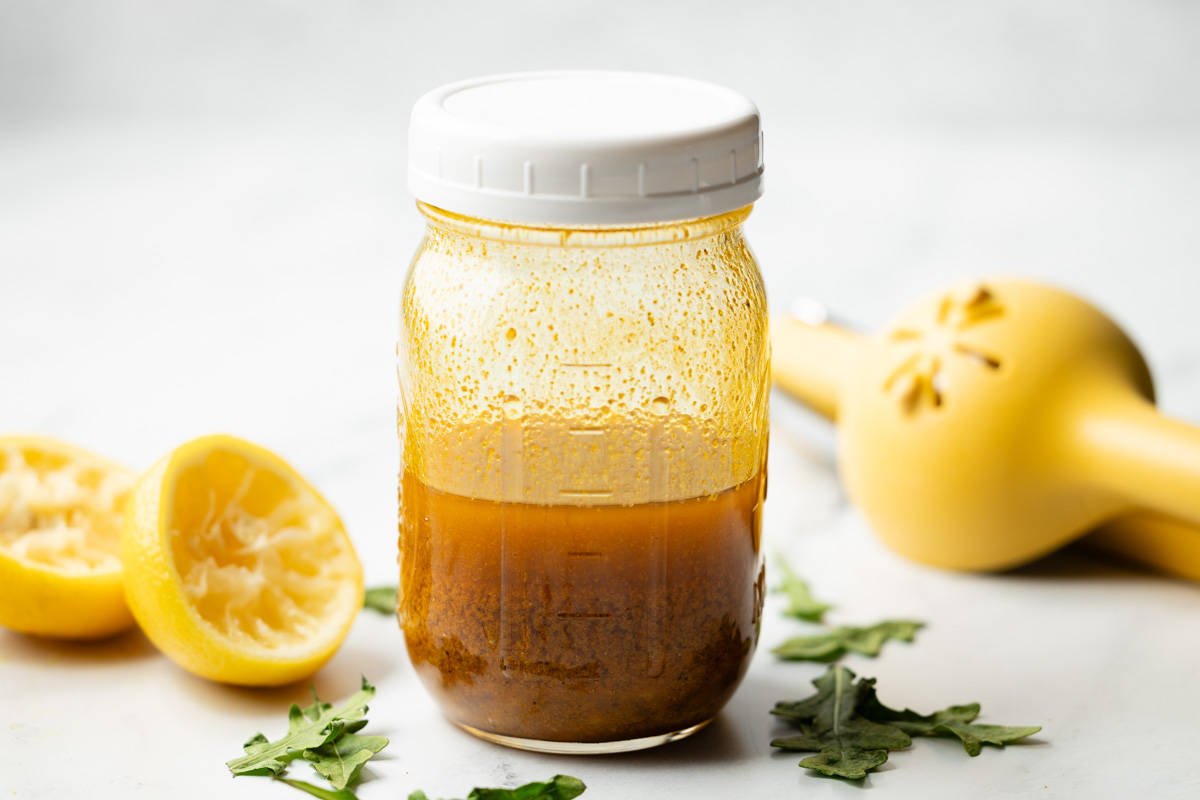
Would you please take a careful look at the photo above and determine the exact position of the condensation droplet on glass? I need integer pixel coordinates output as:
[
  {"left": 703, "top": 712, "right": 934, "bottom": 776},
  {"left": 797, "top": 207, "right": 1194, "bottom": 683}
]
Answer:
[
  {"left": 505, "top": 327, "right": 517, "bottom": 341},
  {"left": 650, "top": 396, "right": 670, "bottom": 415},
  {"left": 502, "top": 394, "right": 522, "bottom": 418}
]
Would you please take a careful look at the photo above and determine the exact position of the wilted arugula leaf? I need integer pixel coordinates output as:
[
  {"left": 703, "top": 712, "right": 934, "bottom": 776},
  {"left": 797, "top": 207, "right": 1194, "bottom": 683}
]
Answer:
[
  {"left": 363, "top": 586, "right": 397, "bottom": 615},
  {"left": 227, "top": 678, "right": 377, "bottom": 777},
  {"left": 409, "top": 774, "right": 586, "bottom": 800},
  {"left": 773, "top": 557, "right": 831, "bottom": 622},
  {"left": 860, "top": 694, "right": 1039, "bottom": 755},
  {"left": 304, "top": 733, "right": 390, "bottom": 789},
  {"left": 772, "top": 620, "right": 923, "bottom": 661},
  {"left": 771, "top": 666, "right": 911, "bottom": 778}
]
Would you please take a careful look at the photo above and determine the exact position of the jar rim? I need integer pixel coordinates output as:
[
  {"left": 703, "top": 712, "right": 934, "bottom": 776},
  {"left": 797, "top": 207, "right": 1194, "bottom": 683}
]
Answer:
[{"left": 417, "top": 201, "right": 752, "bottom": 247}]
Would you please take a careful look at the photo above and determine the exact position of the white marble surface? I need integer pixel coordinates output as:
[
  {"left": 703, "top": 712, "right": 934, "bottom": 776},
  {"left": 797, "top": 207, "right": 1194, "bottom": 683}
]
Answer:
[{"left": 3, "top": 2, "right": 1200, "bottom": 798}]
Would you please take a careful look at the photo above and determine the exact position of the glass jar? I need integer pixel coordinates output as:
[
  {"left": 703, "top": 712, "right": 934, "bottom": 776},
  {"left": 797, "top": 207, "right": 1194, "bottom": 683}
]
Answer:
[{"left": 398, "top": 72, "right": 769, "bottom": 753}]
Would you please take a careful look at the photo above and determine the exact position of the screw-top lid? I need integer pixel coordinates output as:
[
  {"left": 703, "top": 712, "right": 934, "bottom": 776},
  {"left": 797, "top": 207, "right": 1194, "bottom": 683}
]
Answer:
[{"left": 408, "top": 71, "right": 763, "bottom": 226}]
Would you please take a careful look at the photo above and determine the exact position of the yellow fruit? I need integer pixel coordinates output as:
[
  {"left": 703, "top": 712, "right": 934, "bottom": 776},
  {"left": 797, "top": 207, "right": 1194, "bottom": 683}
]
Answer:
[
  {"left": 121, "top": 435, "right": 363, "bottom": 686},
  {"left": 0, "top": 436, "right": 136, "bottom": 639}
]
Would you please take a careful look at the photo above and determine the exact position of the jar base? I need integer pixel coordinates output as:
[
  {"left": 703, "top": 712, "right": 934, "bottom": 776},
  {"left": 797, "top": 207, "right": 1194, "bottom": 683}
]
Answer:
[{"left": 454, "top": 719, "right": 713, "bottom": 754}]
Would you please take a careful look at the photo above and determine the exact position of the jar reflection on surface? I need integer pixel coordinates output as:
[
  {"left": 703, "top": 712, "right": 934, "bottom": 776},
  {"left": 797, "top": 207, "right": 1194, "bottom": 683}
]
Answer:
[{"left": 397, "top": 204, "right": 769, "bottom": 750}]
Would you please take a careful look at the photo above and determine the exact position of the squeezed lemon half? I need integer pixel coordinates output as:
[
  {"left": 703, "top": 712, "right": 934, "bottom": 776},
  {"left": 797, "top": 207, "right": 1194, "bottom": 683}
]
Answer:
[
  {"left": 0, "top": 436, "right": 137, "bottom": 639},
  {"left": 122, "top": 435, "right": 362, "bottom": 686}
]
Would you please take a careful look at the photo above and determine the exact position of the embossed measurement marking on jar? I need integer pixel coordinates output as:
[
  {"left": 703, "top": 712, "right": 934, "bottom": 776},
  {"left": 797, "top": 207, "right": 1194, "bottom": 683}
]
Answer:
[
  {"left": 571, "top": 361, "right": 665, "bottom": 676},
  {"left": 494, "top": 360, "right": 671, "bottom": 677},
  {"left": 556, "top": 362, "right": 615, "bottom": 499}
]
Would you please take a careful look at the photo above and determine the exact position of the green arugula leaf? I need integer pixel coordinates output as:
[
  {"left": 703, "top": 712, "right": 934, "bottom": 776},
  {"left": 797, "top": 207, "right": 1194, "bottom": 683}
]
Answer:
[
  {"left": 363, "top": 586, "right": 397, "bottom": 615},
  {"left": 772, "top": 665, "right": 1042, "bottom": 779},
  {"left": 227, "top": 678, "right": 376, "bottom": 777},
  {"left": 931, "top": 721, "right": 1042, "bottom": 756},
  {"left": 773, "top": 557, "right": 831, "bottom": 622},
  {"left": 859, "top": 695, "right": 981, "bottom": 734},
  {"left": 408, "top": 774, "right": 586, "bottom": 800},
  {"left": 787, "top": 739, "right": 890, "bottom": 779},
  {"left": 231, "top": 733, "right": 291, "bottom": 777},
  {"left": 772, "top": 620, "right": 923, "bottom": 662},
  {"left": 771, "top": 666, "right": 911, "bottom": 779},
  {"left": 860, "top": 690, "right": 1040, "bottom": 754},
  {"left": 279, "top": 777, "right": 361, "bottom": 800},
  {"left": 304, "top": 733, "right": 390, "bottom": 789}
]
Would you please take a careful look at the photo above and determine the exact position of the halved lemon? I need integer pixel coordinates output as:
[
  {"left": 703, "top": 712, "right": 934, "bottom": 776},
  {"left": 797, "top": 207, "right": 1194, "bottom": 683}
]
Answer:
[
  {"left": 122, "top": 435, "right": 363, "bottom": 686},
  {"left": 0, "top": 436, "right": 136, "bottom": 638}
]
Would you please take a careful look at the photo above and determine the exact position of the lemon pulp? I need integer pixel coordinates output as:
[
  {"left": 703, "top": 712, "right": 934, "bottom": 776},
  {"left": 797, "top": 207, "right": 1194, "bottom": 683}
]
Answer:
[
  {"left": 123, "top": 435, "right": 362, "bottom": 685},
  {"left": 0, "top": 436, "right": 135, "bottom": 638},
  {"left": 169, "top": 445, "right": 359, "bottom": 653}
]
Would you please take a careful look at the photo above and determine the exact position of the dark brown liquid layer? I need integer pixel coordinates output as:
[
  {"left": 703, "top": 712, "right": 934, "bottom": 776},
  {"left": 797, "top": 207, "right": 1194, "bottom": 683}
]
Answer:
[{"left": 398, "top": 470, "right": 765, "bottom": 743}]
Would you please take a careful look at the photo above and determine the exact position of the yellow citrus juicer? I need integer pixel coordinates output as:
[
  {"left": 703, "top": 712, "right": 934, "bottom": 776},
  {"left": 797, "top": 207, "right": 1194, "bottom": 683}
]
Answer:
[{"left": 771, "top": 278, "right": 1200, "bottom": 579}]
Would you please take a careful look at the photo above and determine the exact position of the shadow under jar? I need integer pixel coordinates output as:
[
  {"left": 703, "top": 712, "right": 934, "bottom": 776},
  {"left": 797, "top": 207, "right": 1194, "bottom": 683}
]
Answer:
[{"left": 397, "top": 71, "right": 769, "bottom": 754}]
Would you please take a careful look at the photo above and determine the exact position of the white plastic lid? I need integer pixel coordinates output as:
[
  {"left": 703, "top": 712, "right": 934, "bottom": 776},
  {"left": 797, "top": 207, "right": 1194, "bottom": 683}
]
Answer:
[{"left": 408, "top": 71, "right": 763, "bottom": 226}]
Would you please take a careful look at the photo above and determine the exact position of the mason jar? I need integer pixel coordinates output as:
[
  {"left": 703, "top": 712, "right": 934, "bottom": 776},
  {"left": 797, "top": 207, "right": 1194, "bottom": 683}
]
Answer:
[{"left": 398, "top": 71, "right": 769, "bottom": 753}]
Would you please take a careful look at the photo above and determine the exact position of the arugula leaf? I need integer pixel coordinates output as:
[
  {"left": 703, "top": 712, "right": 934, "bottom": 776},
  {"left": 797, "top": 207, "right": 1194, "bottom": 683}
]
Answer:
[
  {"left": 227, "top": 678, "right": 376, "bottom": 777},
  {"left": 859, "top": 694, "right": 981, "bottom": 735},
  {"left": 771, "top": 666, "right": 911, "bottom": 778},
  {"left": 232, "top": 733, "right": 294, "bottom": 777},
  {"left": 772, "top": 620, "right": 923, "bottom": 662},
  {"left": 859, "top": 694, "right": 1039, "bottom": 755},
  {"left": 408, "top": 774, "right": 586, "bottom": 800},
  {"left": 773, "top": 558, "right": 831, "bottom": 622},
  {"left": 304, "top": 733, "right": 390, "bottom": 789},
  {"left": 469, "top": 775, "right": 586, "bottom": 800},
  {"left": 772, "top": 665, "right": 1043, "bottom": 779},
  {"left": 363, "top": 586, "right": 397, "bottom": 615},
  {"left": 933, "top": 721, "right": 1042, "bottom": 756},
  {"left": 279, "top": 778, "right": 361, "bottom": 800}
]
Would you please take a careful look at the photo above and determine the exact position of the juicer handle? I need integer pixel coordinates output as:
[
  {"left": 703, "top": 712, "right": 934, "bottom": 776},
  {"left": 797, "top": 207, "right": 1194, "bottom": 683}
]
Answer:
[
  {"left": 770, "top": 314, "right": 866, "bottom": 421},
  {"left": 1076, "top": 396, "right": 1200, "bottom": 526},
  {"left": 1087, "top": 512, "right": 1200, "bottom": 582}
]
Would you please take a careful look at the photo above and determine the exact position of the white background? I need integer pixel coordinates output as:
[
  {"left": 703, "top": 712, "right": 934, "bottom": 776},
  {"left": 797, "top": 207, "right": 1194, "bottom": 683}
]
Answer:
[{"left": 2, "top": 1, "right": 1199, "bottom": 798}]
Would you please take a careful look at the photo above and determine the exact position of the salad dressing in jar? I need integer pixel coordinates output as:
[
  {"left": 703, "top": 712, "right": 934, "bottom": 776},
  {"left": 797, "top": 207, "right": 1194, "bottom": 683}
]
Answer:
[{"left": 399, "top": 72, "right": 769, "bottom": 753}]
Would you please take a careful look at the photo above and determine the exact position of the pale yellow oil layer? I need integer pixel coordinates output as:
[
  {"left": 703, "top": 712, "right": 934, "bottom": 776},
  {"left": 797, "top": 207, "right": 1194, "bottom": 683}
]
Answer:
[{"left": 399, "top": 205, "right": 769, "bottom": 505}]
